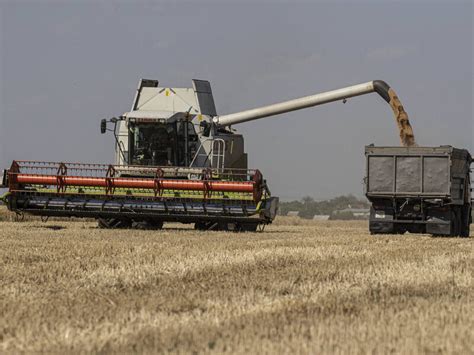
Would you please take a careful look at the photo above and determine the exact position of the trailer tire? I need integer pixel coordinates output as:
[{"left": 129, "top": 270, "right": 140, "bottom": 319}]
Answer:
[
  {"left": 448, "top": 207, "right": 465, "bottom": 237},
  {"left": 369, "top": 221, "right": 395, "bottom": 235},
  {"left": 450, "top": 209, "right": 459, "bottom": 237},
  {"left": 460, "top": 205, "right": 471, "bottom": 238}
]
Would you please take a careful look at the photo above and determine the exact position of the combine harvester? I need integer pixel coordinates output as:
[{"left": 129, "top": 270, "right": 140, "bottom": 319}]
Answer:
[{"left": 2, "top": 79, "right": 418, "bottom": 231}]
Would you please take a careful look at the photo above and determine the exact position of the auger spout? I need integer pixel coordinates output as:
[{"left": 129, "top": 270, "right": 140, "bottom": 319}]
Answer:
[{"left": 214, "top": 80, "right": 416, "bottom": 147}]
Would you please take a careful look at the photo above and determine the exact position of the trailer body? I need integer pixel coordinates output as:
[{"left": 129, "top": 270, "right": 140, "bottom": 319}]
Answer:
[{"left": 365, "top": 145, "right": 472, "bottom": 236}]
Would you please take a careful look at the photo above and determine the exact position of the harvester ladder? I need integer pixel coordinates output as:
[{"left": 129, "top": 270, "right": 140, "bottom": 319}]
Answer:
[
  {"left": 189, "top": 138, "right": 226, "bottom": 171},
  {"left": 211, "top": 139, "right": 225, "bottom": 172}
]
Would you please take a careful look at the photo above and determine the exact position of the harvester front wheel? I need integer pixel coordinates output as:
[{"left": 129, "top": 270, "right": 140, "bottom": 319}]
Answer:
[
  {"left": 194, "top": 221, "right": 228, "bottom": 231},
  {"left": 194, "top": 221, "right": 259, "bottom": 232},
  {"left": 98, "top": 218, "right": 163, "bottom": 230},
  {"left": 131, "top": 219, "right": 164, "bottom": 230},
  {"left": 236, "top": 223, "right": 259, "bottom": 232},
  {"left": 97, "top": 218, "right": 132, "bottom": 229}
]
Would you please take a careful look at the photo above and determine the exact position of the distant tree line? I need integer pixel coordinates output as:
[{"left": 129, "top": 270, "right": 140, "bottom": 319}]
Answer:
[{"left": 279, "top": 195, "right": 370, "bottom": 219}]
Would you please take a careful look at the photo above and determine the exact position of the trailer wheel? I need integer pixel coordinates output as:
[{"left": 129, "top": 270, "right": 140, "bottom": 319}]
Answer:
[
  {"left": 449, "top": 207, "right": 465, "bottom": 237},
  {"left": 369, "top": 221, "right": 395, "bottom": 235},
  {"left": 460, "top": 205, "right": 471, "bottom": 238},
  {"left": 450, "top": 209, "right": 458, "bottom": 237}
]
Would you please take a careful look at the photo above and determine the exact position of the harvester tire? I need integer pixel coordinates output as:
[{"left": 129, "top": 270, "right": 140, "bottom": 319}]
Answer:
[
  {"left": 194, "top": 222, "right": 206, "bottom": 230},
  {"left": 194, "top": 221, "right": 228, "bottom": 231},
  {"left": 97, "top": 218, "right": 132, "bottom": 229},
  {"left": 132, "top": 219, "right": 164, "bottom": 230},
  {"left": 237, "top": 223, "right": 259, "bottom": 232},
  {"left": 194, "top": 221, "right": 259, "bottom": 232}
]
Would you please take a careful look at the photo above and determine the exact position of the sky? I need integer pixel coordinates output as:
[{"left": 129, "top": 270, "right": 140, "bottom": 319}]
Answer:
[{"left": 0, "top": 0, "right": 472, "bottom": 200}]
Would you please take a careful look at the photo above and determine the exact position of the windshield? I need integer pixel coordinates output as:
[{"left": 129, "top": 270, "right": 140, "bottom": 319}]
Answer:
[{"left": 129, "top": 121, "right": 197, "bottom": 166}]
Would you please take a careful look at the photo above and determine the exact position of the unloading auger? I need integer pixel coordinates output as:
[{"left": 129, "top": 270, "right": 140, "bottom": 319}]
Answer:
[
  {"left": 1, "top": 79, "right": 415, "bottom": 231},
  {"left": 213, "top": 80, "right": 416, "bottom": 147}
]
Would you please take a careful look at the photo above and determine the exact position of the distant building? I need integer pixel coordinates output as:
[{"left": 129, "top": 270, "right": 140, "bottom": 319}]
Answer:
[
  {"left": 286, "top": 211, "right": 300, "bottom": 217},
  {"left": 313, "top": 215, "right": 330, "bottom": 221}
]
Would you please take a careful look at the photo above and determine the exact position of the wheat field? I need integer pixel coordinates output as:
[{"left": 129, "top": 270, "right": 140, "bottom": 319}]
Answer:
[{"left": 0, "top": 208, "right": 472, "bottom": 354}]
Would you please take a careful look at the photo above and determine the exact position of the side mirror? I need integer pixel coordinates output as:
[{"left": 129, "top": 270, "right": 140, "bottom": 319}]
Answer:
[
  {"left": 200, "top": 121, "right": 211, "bottom": 137},
  {"left": 100, "top": 119, "right": 107, "bottom": 134}
]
